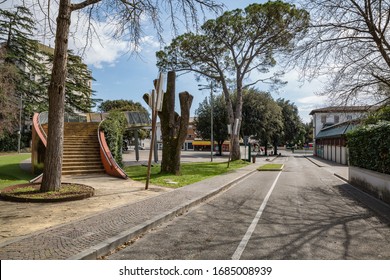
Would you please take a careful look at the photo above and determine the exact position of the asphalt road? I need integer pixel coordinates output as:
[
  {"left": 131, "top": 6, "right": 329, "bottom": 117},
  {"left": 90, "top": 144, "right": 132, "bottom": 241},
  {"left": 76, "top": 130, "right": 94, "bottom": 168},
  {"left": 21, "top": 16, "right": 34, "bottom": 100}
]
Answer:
[{"left": 107, "top": 155, "right": 390, "bottom": 260}]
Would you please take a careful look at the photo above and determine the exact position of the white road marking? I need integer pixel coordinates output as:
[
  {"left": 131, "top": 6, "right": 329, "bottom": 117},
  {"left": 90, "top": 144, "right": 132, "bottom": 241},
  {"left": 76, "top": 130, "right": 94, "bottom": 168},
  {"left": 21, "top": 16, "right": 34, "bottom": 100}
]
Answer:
[{"left": 231, "top": 170, "right": 282, "bottom": 260}]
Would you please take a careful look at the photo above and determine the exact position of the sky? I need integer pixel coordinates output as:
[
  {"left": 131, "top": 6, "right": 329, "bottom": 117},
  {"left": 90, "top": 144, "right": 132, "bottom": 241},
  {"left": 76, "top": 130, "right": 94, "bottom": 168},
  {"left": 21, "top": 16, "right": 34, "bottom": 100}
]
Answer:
[{"left": 1, "top": 0, "right": 329, "bottom": 123}]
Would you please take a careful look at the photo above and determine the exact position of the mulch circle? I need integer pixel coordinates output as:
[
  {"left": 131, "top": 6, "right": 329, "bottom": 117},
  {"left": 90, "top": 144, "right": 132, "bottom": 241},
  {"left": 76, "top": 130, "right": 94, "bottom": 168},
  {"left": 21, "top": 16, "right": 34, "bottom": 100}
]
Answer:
[{"left": 0, "top": 182, "right": 95, "bottom": 203}]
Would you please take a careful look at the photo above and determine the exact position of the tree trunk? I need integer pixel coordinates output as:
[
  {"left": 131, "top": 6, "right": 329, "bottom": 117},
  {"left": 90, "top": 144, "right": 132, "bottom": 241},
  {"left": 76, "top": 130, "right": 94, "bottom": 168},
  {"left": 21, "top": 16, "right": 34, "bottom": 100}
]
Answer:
[
  {"left": 231, "top": 81, "right": 243, "bottom": 161},
  {"left": 217, "top": 140, "right": 224, "bottom": 156},
  {"left": 152, "top": 71, "right": 193, "bottom": 175},
  {"left": 40, "top": 0, "right": 71, "bottom": 192}
]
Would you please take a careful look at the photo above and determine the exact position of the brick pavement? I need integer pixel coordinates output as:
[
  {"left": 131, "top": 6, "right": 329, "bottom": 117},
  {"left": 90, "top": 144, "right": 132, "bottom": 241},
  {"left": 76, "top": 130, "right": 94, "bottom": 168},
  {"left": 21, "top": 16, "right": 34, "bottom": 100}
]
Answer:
[{"left": 0, "top": 161, "right": 264, "bottom": 260}]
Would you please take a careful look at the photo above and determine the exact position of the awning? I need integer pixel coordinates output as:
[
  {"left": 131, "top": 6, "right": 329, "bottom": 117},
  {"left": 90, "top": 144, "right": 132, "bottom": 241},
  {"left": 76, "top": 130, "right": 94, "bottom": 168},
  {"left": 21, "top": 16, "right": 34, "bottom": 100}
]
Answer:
[
  {"left": 316, "top": 121, "right": 358, "bottom": 139},
  {"left": 192, "top": 141, "right": 213, "bottom": 146}
]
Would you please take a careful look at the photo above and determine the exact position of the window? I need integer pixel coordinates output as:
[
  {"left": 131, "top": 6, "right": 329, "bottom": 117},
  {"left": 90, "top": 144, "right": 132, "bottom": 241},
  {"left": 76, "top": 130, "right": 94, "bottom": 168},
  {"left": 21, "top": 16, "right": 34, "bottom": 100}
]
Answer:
[
  {"left": 334, "top": 115, "right": 339, "bottom": 123},
  {"left": 321, "top": 116, "right": 326, "bottom": 123},
  {"left": 347, "top": 115, "right": 352, "bottom": 120}
]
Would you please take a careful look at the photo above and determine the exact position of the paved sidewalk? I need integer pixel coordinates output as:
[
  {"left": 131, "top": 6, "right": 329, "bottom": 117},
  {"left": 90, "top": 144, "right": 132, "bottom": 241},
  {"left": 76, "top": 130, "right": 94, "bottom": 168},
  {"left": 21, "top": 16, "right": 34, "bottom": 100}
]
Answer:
[{"left": 0, "top": 159, "right": 268, "bottom": 260}]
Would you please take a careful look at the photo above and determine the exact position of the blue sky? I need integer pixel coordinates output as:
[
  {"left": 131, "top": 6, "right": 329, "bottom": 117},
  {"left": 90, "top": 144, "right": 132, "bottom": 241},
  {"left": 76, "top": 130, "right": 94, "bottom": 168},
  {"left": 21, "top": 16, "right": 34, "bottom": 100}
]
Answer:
[{"left": 2, "top": 0, "right": 327, "bottom": 123}]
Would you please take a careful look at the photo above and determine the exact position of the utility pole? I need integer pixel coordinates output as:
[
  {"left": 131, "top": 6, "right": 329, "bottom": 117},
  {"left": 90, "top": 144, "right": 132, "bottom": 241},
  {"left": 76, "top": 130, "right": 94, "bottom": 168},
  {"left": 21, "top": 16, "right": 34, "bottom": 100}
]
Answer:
[
  {"left": 17, "top": 94, "right": 22, "bottom": 153},
  {"left": 210, "top": 84, "right": 214, "bottom": 162},
  {"left": 198, "top": 82, "right": 216, "bottom": 162}
]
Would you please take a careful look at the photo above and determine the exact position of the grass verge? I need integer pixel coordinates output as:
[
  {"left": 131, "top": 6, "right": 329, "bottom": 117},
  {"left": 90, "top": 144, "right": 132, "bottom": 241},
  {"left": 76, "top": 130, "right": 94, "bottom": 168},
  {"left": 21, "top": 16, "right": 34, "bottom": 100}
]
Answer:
[
  {"left": 0, "top": 153, "right": 34, "bottom": 190},
  {"left": 124, "top": 160, "right": 250, "bottom": 188},
  {"left": 257, "top": 163, "right": 284, "bottom": 171}
]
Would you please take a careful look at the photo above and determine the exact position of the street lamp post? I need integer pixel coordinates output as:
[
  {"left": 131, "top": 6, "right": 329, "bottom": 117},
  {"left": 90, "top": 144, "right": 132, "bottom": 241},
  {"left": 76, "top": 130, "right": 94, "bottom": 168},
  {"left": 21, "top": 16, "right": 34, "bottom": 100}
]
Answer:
[
  {"left": 210, "top": 85, "right": 214, "bottom": 162},
  {"left": 17, "top": 94, "right": 23, "bottom": 154},
  {"left": 198, "top": 82, "right": 216, "bottom": 162}
]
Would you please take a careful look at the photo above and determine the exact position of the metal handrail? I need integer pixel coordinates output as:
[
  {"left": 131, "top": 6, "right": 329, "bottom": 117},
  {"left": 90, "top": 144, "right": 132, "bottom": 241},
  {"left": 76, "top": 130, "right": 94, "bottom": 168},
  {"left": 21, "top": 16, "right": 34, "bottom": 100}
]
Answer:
[{"left": 37, "top": 111, "right": 48, "bottom": 139}]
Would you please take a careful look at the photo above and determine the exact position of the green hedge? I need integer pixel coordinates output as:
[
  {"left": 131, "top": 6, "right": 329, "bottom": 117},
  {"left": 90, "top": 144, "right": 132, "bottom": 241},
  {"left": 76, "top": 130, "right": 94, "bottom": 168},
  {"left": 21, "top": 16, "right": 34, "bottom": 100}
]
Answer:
[
  {"left": 347, "top": 121, "right": 390, "bottom": 174},
  {"left": 100, "top": 111, "right": 127, "bottom": 167}
]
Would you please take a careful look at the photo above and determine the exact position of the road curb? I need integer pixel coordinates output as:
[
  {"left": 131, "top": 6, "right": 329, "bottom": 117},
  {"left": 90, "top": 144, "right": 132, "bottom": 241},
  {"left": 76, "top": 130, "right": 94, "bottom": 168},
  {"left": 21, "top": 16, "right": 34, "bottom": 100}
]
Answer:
[
  {"left": 304, "top": 155, "right": 325, "bottom": 167},
  {"left": 68, "top": 168, "right": 258, "bottom": 260}
]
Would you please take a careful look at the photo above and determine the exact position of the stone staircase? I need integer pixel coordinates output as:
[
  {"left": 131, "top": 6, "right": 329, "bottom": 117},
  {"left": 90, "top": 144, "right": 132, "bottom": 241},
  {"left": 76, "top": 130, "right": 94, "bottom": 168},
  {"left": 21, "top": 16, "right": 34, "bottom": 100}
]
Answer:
[
  {"left": 62, "top": 122, "right": 104, "bottom": 175},
  {"left": 40, "top": 122, "right": 105, "bottom": 176}
]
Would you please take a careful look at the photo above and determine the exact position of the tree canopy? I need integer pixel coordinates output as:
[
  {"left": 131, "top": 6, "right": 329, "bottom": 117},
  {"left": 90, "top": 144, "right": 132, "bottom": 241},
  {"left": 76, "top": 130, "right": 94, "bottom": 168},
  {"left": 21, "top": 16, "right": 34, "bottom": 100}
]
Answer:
[
  {"left": 276, "top": 98, "right": 304, "bottom": 145},
  {"left": 157, "top": 1, "right": 309, "bottom": 160},
  {"left": 98, "top": 99, "right": 148, "bottom": 113},
  {"left": 240, "top": 88, "right": 284, "bottom": 154},
  {"left": 294, "top": 0, "right": 390, "bottom": 106},
  {"left": 0, "top": 5, "right": 46, "bottom": 118}
]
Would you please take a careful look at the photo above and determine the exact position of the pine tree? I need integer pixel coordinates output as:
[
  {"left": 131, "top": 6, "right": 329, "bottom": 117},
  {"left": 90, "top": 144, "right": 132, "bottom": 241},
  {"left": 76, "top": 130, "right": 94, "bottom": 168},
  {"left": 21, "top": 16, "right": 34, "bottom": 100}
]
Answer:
[
  {"left": 43, "top": 49, "right": 97, "bottom": 113},
  {"left": 0, "top": 6, "right": 47, "bottom": 119}
]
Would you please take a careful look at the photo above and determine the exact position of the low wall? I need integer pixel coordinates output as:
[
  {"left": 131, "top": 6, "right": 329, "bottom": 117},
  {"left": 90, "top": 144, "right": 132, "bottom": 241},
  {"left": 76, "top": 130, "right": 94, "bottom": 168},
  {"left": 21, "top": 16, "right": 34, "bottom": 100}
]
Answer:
[{"left": 349, "top": 166, "right": 390, "bottom": 204}]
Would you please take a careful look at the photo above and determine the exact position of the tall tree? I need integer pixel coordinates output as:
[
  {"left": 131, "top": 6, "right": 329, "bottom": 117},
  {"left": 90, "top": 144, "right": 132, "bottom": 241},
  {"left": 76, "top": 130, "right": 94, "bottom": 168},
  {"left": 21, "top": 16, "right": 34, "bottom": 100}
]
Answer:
[
  {"left": 0, "top": 5, "right": 96, "bottom": 126},
  {"left": 36, "top": 0, "right": 222, "bottom": 191},
  {"left": 240, "top": 88, "right": 284, "bottom": 156},
  {"left": 157, "top": 1, "right": 309, "bottom": 160},
  {"left": 303, "top": 121, "right": 313, "bottom": 144},
  {"left": 194, "top": 94, "right": 229, "bottom": 155},
  {"left": 0, "top": 5, "right": 47, "bottom": 126},
  {"left": 276, "top": 98, "right": 304, "bottom": 145},
  {"left": 0, "top": 51, "right": 18, "bottom": 138},
  {"left": 294, "top": 0, "right": 390, "bottom": 105}
]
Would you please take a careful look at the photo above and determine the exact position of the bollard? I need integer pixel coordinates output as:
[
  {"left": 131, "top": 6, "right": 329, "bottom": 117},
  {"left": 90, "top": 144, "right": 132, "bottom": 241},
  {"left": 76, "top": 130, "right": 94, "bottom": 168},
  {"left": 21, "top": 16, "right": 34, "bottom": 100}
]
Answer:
[{"left": 252, "top": 155, "right": 256, "bottom": 163}]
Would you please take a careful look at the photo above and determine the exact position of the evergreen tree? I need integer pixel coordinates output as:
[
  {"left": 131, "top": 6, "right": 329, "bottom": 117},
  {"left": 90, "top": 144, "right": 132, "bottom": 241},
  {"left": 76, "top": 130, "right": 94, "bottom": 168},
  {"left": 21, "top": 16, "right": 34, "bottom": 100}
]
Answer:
[
  {"left": 276, "top": 98, "right": 304, "bottom": 146},
  {"left": 0, "top": 5, "right": 47, "bottom": 126},
  {"left": 42, "top": 48, "right": 97, "bottom": 113}
]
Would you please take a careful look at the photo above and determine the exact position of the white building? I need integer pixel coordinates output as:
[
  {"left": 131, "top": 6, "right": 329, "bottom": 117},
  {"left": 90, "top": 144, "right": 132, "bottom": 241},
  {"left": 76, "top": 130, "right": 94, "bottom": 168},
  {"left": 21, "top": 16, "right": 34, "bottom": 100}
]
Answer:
[{"left": 309, "top": 106, "right": 376, "bottom": 164}]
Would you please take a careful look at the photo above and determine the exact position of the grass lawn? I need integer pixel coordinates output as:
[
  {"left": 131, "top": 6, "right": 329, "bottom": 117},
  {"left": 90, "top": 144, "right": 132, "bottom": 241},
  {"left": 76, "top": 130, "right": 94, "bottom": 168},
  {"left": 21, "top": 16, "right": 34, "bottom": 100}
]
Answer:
[
  {"left": 124, "top": 160, "right": 250, "bottom": 188},
  {"left": 257, "top": 163, "right": 284, "bottom": 171},
  {"left": 0, "top": 153, "right": 34, "bottom": 190}
]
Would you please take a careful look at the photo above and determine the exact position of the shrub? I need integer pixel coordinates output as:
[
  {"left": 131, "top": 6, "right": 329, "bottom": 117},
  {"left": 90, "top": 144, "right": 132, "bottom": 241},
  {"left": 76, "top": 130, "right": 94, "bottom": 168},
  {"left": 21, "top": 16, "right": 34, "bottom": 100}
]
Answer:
[
  {"left": 347, "top": 121, "right": 390, "bottom": 174},
  {"left": 100, "top": 111, "right": 127, "bottom": 167}
]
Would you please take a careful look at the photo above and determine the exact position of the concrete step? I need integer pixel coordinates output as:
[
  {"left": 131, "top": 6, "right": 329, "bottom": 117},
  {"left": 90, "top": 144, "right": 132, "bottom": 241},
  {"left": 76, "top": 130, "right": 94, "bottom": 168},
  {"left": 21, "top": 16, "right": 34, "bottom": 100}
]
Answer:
[
  {"left": 63, "top": 147, "right": 100, "bottom": 152},
  {"left": 63, "top": 149, "right": 100, "bottom": 154},
  {"left": 63, "top": 155, "right": 101, "bottom": 160},
  {"left": 63, "top": 160, "right": 102, "bottom": 165},
  {"left": 61, "top": 169, "right": 105, "bottom": 175},
  {"left": 62, "top": 164, "right": 104, "bottom": 171}
]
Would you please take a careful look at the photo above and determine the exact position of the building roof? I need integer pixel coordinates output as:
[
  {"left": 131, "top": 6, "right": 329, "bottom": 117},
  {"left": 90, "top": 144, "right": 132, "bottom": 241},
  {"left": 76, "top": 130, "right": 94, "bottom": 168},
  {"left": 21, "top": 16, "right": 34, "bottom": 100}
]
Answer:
[
  {"left": 316, "top": 120, "right": 360, "bottom": 139},
  {"left": 309, "top": 105, "right": 377, "bottom": 115}
]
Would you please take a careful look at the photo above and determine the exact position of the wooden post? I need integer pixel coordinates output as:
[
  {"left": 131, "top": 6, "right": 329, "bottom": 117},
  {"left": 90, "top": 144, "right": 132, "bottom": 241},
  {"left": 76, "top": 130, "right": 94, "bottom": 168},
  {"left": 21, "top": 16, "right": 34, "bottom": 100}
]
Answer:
[{"left": 145, "top": 73, "right": 165, "bottom": 189}]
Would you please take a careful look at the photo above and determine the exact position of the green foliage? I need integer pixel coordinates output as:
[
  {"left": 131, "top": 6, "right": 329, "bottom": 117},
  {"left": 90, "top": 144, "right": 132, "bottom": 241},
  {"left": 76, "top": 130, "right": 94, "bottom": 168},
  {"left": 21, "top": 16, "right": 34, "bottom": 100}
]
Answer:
[
  {"left": 276, "top": 98, "right": 304, "bottom": 144},
  {"left": 0, "top": 6, "right": 96, "bottom": 118},
  {"left": 0, "top": 132, "right": 18, "bottom": 151},
  {"left": 241, "top": 89, "right": 284, "bottom": 144},
  {"left": 98, "top": 99, "right": 150, "bottom": 142},
  {"left": 0, "top": 6, "right": 47, "bottom": 116},
  {"left": 101, "top": 111, "right": 127, "bottom": 167},
  {"left": 347, "top": 122, "right": 390, "bottom": 174},
  {"left": 98, "top": 99, "right": 148, "bottom": 113},
  {"left": 364, "top": 105, "right": 390, "bottom": 125},
  {"left": 303, "top": 121, "right": 314, "bottom": 144}
]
